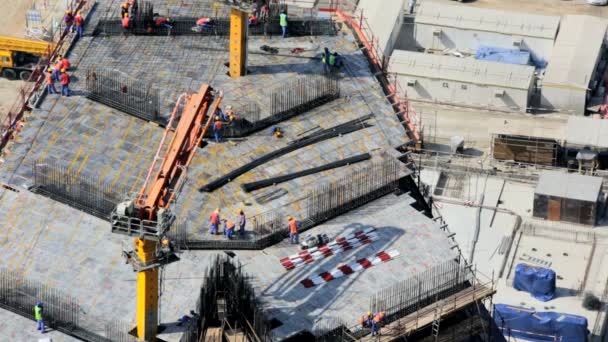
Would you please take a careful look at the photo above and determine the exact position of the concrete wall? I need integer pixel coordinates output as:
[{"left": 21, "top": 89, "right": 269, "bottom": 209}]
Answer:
[
  {"left": 540, "top": 87, "right": 587, "bottom": 115},
  {"left": 358, "top": 0, "right": 405, "bottom": 58},
  {"left": 396, "top": 75, "right": 532, "bottom": 112},
  {"left": 414, "top": 24, "right": 554, "bottom": 66}
]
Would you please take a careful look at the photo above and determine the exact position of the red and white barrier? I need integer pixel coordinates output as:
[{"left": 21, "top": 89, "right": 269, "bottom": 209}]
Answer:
[
  {"left": 300, "top": 250, "right": 400, "bottom": 288},
  {"left": 279, "top": 228, "right": 377, "bottom": 271}
]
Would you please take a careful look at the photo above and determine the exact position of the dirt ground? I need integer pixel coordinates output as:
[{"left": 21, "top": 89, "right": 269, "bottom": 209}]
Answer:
[{"left": 428, "top": 0, "right": 608, "bottom": 16}]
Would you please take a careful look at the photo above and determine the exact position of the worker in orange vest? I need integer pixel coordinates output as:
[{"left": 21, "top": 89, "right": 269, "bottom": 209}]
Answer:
[
  {"left": 63, "top": 9, "right": 74, "bottom": 35},
  {"left": 45, "top": 68, "right": 57, "bottom": 95},
  {"left": 60, "top": 56, "right": 71, "bottom": 71},
  {"left": 248, "top": 14, "right": 258, "bottom": 27},
  {"left": 213, "top": 116, "right": 223, "bottom": 143},
  {"left": 196, "top": 17, "right": 214, "bottom": 29},
  {"left": 74, "top": 11, "right": 84, "bottom": 38},
  {"left": 360, "top": 311, "right": 384, "bottom": 336},
  {"left": 122, "top": 13, "right": 130, "bottom": 31},
  {"left": 288, "top": 216, "right": 300, "bottom": 244},
  {"left": 209, "top": 208, "right": 221, "bottom": 234},
  {"left": 52, "top": 60, "right": 62, "bottom": 81},
  {"left": 224, "top": 220, "right": 235, "bottom": 239},
  {"left": 60, "top": 69, "right": 70, "bottom": 97}
]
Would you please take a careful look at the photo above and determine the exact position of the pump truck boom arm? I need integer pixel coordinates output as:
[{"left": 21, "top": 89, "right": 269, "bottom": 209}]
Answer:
[{"left": 111, "top": 84, "right": 222, "bottom": 341}]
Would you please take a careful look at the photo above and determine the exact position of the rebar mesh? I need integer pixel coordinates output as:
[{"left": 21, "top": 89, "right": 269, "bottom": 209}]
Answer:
[
  {"left": 32, "top": 160, "right": 123, "bottom": 220},
  {"left": 86, "top": 68, "right": 160, "bottom": 124}
]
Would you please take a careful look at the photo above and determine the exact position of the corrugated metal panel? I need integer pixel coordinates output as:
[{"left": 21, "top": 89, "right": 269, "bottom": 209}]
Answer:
[
  {"left": 543, "top": 15, "right": 608, "bottom": 89},
  {"left": 415, "top": 2, "right": 560, "bottom": 39},
  {"left": 566, "top": 116, "right": 608, "bottom": 148},
  {"left": 389, "top": 50, "right": 535, "bottom": 90},
  {"left": 535, "top": 170, "right": 602, "bottom": 202}
]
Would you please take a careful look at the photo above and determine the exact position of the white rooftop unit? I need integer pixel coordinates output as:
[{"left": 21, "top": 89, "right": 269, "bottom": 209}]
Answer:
[
  {"left": 565, "top": 116, "right": 608, "bottom": 148},
  {"left": 413, "top": 2, "right": 560, "bottom": 64},
  {"left": 357, "top": 0, "right": 405, "bottom": 58},
  {"left": 541, "top": 15, "right": 608, "bottom": 115},
  {"left": 389, "top": 50, "right": 535, "bottom": 112}
]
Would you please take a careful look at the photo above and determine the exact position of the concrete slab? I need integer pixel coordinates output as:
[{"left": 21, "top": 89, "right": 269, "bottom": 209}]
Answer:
[{"left": 0, "top": 308, "right": 79, "bottom": 342}]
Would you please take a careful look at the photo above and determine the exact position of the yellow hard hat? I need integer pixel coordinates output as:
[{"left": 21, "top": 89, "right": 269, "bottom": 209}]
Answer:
[
  {"left": 215, "top": 207, "right": 220, "bottom": 212},
  {"left": 60, "top": 69, "right": 66, "bottom": 72},
  {"left": 215, "top": 116, "right": 220, "bottom": 120},
  {"left": 367, "top": 311, "right": 372, "bottom": 316},
  {"left": 47, "top": 68, "right": 52, "bottom": 72},
  {"left": 287, "top": 216, "right": 294, "bottom": 220},
  {"left": 237, "top": 209, "right": 243, "bottom": 214}
]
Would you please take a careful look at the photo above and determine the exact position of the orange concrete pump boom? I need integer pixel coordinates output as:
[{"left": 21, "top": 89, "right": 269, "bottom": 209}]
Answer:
[{"left": 111, "top": 84, "right": 222, "bottom": 341}]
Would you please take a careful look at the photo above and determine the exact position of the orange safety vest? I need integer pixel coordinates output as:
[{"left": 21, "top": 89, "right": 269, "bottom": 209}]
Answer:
[
  {"left": 373, "top": 312, "right": 384, "bottom": 323},
  {"left": 197, "top": 18, "right": 210, "bottom": 25},
  {"left": 289, "top": 220, "right": 298, "bottom": 234},
  {"left": 214, "top": 121, "right": 223, "bottom": 130},
  {"left": 45, "top": 73, "right": 53, "bottom": 84},
  {"left": 75, "top": 15, "right": 83, "bottom": 26},
  {"left": 210, "top": 211, "right": 219, "bottom": 224},
  {"left": 122, "top": 16, "right": 130, "bottom": 28},
  {"left": 61, "top": 58, "right": 70, "bottom": 69},
  {"left": 155, "top": 18, "right": 168, "bottom": 26},
  {"left": 226, "top": 221, "right": 235, "bottom": 230},
  {"left": 54, "top": 62, "right": 62, "bottom": 71},
  {"left": 60, "top": 73, "right": 69, "bottom": 85}
]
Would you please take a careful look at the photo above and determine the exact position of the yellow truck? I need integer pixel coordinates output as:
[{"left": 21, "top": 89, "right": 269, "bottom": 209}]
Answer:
[{"left": 0, "top": 35, "right": 55, "bottom": 81}]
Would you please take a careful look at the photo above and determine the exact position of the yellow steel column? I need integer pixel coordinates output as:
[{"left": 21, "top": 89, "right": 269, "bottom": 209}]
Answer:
[
  {"left": 229, "top": 7, "right": 248, "bottom": 78},
  {"left": 136, "top": 238, "right": 158, "bottom": 341}
]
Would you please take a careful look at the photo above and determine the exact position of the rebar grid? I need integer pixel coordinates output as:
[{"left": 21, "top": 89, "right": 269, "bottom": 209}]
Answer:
[
  {"left": 181, "top": 255, "right": 272, "bottom": 342},
  {"left": 31, "top": 160, "right": 123, "bottom": 220},
  {"left": 306, "top": 158, "right": 400, "bottom": 222},
  {"left": 86, "top": 68, "right": 160, "bottom": 124}
]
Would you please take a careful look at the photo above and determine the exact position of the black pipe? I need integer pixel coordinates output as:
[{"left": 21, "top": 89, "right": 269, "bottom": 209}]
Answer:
[
  {"left": 241, "top": 153, "right": 371, "bottom": 192},
  {"left": 199, "top": 120, "right": 373, "bottom": 192},
  {"left": 287, "top": 113, "right": 375, "bottom": 145}
]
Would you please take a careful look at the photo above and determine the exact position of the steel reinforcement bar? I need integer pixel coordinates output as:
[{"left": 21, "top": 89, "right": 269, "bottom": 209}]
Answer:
[
  {"left": 208, "top": 75, "right": 340, "bottom": 139},
  {"left": 31, "top": 160, "right": 123, "bottom": 220},
  {"left": 199, "top": 115, "right": 372, "bottom": 192},
  {"left": 86, "top": 68, "right": 161, "bottom": 125},
  {"left": 95, "top": 17, "right": 335, "bottom": 37},
  {"left": 241, "top": 153, "right": 370, "bottom": 192}
]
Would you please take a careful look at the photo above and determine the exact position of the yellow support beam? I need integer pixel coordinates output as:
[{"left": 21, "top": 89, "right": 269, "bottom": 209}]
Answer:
[
  {"left": 229, "top": 7, "right": 248, "bottom": 79},
  {"left": 136, "top": 238, "right": 159, "bottom": 341}
]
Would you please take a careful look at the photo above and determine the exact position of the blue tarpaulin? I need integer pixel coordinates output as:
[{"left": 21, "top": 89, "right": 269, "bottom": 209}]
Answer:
[
  {"left": 474, "top": 46, "right": 531, "bottom": 65},
  {"left": 494, "top": 304, "right": 588, "bottom": 342},
  {"left": 513, "top": 263, "right": 556, "bottom": 301}
]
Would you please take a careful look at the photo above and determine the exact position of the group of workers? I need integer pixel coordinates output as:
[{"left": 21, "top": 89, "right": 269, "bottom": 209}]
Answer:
[
  {"left": 360, "top": 311, "right": 384, "bottom": 336},
  {"left": 211, "top": 105, "right": 238, "bottom": 143},
  {"left": 321, "top": 47, "right": 343, "bottom": 73},
  {"left": 46, "top": 56, "right": 71, "bottom": 97},
  {"left": 209, "top": 208, "right": 247, "bottom": 240},
  {"left": 63, "top": 9, "right": 85, "bottom": 38}
]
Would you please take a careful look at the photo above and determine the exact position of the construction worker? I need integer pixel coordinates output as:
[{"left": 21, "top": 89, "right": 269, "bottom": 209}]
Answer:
[
  {"left": 237, "top": 209, "right": 246, "bottom": 236},
  {"left": 196, "top": 17, "right": 214, "bottom": 29},
  {"left": 288, "top": 216, "right": 299, "bottom": 244},
  {"left": 213, "top": 116, "right": 223, "bottom": 143},
  {"left": 34, "top": 301, "right": 44, "bottom": 332},
  {"left": 122, "top": 13, "right": 130, "bottom": 31},
  {"left": 74, "top": 11, "right": 84, "bottom": 38},
  {"left": 224, "top": 220, "right": 235, "bottom": 239},
  {"left": 209, "top": 208, "right": 221, "bottom": 234},
  {"left": 60, "top": 56, "right": 71, "bottom": 71},
  {"left": 155, "top": 16, "right": 173, "bottom": 29},
  {"left": 372, "top": 312, "right": 384, "bottom": 336},
  {"left": 248, "top": 14, "right": 258, "bottom": 27},
  {"left": 331, "top": 52, "right": 343, "bottom": 69},
  {"left": 223, "top": 105, "right": 234, "bottom": 122},
  {"left": 63, "top": 10, "right": 74, "bottom": 34},
  {"left": 46, "top": 68, "right": 57, "bottom": 95},
  {"left": 321, "top": 47, "right": 331, "bottom": 73},
  {"left": 60, "top": 69, "right": 70, "bottom": 97},
  {"left": 260, "top": 4, "right": 269, "bottom": 22},
  {"left": 279, "top": 10, "right": 288, "bottom": 38},
  {"left": 52, "top": 59, "right": 62, "bottom": 81},
  {"left": 121, "top": 1, "right": 130, "bottom": 18}
]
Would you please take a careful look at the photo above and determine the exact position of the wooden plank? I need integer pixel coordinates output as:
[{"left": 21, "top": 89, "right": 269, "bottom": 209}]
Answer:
[
  {"left": 359, "top": 285, "right": 496, "bottom": 342},
  {"left": 225, "top": 330, "right": 248, "bottom": 342},
  {"left": 205, "top": 327, "right": 223, "bottom": 342}
]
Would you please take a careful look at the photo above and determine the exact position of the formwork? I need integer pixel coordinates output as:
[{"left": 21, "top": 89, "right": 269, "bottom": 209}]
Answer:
[{"left": 491, "top": 134, "right": 559, "bottom": 166}]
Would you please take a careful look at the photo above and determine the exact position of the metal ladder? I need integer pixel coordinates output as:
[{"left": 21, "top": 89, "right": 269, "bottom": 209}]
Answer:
[{"left": 431, "top": 301, "right": 444, "bottom": 340}]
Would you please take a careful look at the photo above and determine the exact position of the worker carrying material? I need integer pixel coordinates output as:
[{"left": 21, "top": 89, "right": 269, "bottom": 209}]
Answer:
[
  {"left": 224, "top": 220, "right": 235, "bottom": 239},
  {"left": 34, "top": 301, "right": 44, "bottom": 333},
  {"left": 288, "top": 216, "right": 300, "bottom": 244},
  {"left": 279, "top": 10, "right": 288, "bottom": 38},
  {"left": 196, "top": 17, "right": 214, "bottom": 28},
  {"left": 209, "top": 208, "right": 221, "bottom": 234},
  {"left": 248, "top": 14, "right": 258, "bottom": 27},
  {"left": 359, "top": 311, "right": 384, "bottom": 336},
  {"left": 237, "top": 209, "right": 246, "bottom": 236}
]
